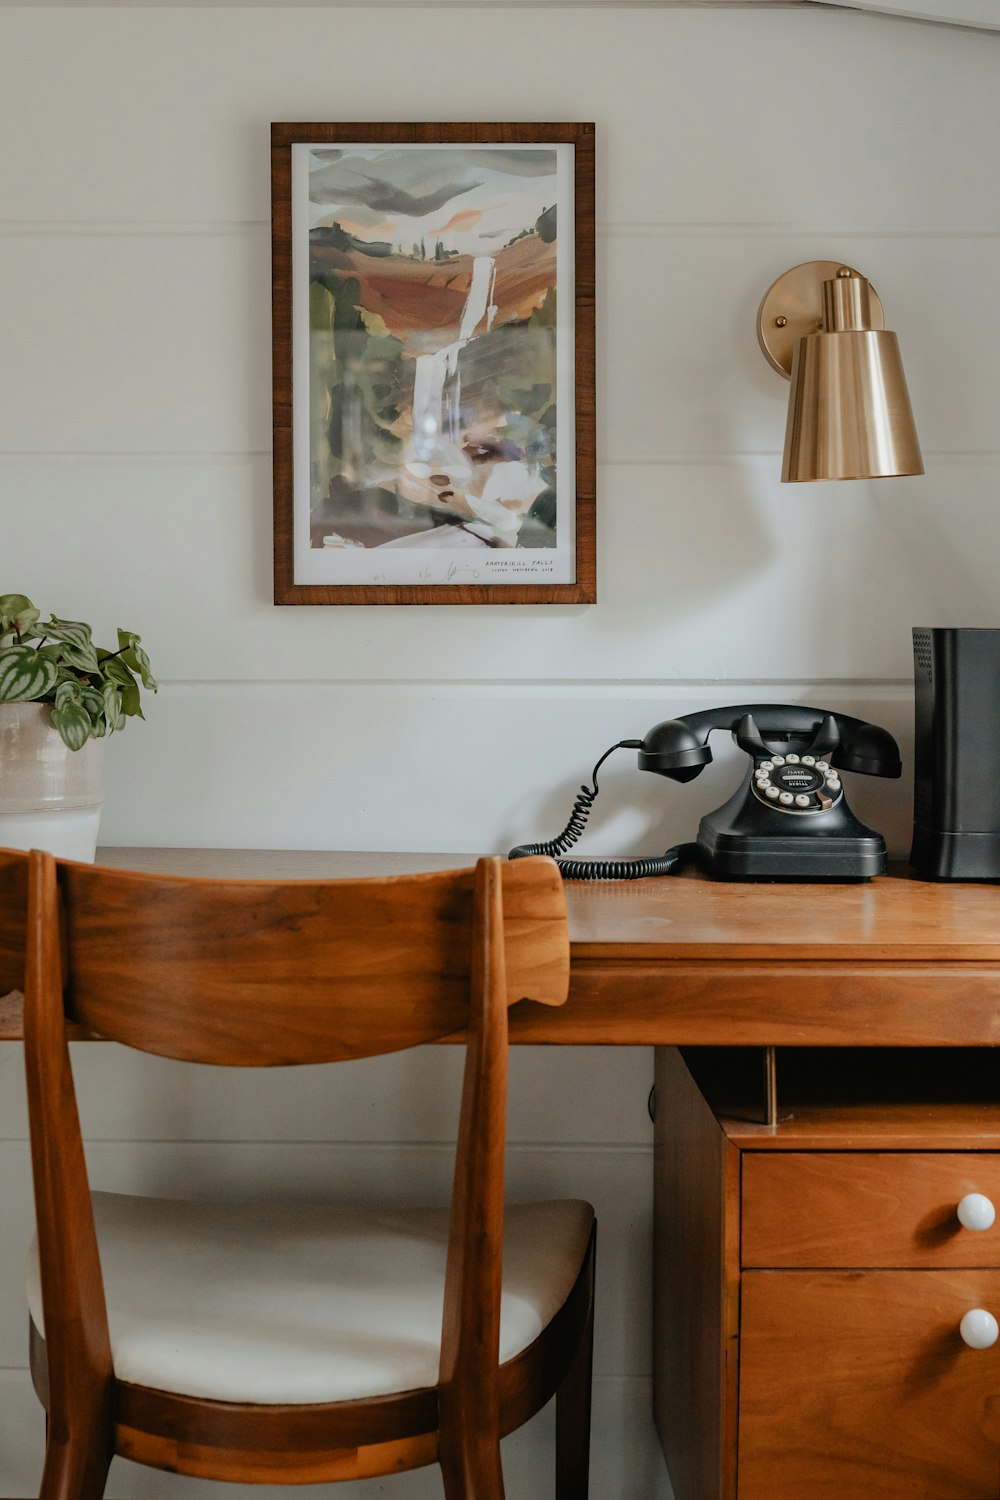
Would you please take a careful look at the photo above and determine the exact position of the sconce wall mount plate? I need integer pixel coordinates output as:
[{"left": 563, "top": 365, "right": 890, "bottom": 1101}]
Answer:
[{"left": 757, "top": 260, "right": 885, "bottom": 377}]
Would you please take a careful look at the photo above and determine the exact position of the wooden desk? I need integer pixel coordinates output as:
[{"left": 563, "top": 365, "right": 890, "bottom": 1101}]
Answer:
[{"left": 3, "top": 848, "right": 1000, "bottom": 1046}]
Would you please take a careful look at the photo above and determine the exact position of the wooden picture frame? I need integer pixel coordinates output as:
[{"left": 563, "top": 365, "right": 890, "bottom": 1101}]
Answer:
[{"left": 271, "top": 123, "right": 595, "bottom": 605}]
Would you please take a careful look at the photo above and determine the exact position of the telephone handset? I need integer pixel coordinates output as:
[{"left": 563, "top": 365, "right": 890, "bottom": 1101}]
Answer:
[{"left": 510, "top": 704, "right": 902, "bottom": 881}]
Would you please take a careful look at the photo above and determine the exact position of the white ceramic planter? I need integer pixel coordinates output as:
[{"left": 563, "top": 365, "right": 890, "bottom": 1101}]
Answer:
[{"left": 0, "top": 703, "right": 105, "bottom": 861}]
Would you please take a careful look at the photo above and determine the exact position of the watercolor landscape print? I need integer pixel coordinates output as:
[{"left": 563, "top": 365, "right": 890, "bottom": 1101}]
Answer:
[{"left": 272, "top": 125, "right": 595, "bottom": 602}]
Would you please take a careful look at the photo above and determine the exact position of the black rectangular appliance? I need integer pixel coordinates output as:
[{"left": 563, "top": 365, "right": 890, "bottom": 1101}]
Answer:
[{"left": 911, "top": 627, "right": 1000, "bottom": 880}]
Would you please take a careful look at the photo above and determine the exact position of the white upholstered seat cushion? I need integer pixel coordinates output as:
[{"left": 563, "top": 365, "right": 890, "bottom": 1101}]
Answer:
[{"left": 26, "top": 1192, "right": 594, "bottom": 1405}]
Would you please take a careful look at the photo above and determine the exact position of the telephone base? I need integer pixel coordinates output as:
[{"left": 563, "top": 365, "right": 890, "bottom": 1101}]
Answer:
[
  {"left": 696, "top": 824, "right": 887, "bottom": 882},
  {"left": 705, "top": 872, "right": 875, "bottom": 884}
]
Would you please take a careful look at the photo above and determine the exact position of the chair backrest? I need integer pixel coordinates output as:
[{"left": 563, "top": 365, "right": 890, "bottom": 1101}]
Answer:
[
  {"left": 22, "top": 851, "right": 569, "bottom": 1437},
  {"left": 0, "top": 847, "right": 27, "bottom": 998},
  {"left": 46, "top": 853, "right": 569, "bottom": 1063}
]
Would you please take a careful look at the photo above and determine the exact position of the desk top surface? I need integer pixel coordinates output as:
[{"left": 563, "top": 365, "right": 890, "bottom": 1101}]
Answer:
[{"left": 95, "top": 848, "right": 1000, "bottom": 963}]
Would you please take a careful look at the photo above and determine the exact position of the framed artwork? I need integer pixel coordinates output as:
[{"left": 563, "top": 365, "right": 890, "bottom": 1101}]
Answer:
[{"left": 271, "top": 123, "right": 595, "bottom": 605}]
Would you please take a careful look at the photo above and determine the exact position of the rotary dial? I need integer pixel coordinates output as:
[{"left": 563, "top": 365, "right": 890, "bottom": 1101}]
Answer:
[{"left": 752, "top": 755, "right": 842, "bottom": 814}]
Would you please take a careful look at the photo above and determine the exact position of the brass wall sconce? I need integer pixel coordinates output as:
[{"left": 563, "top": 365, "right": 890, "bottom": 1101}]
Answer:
[{"left": 757, "top": 260, "right": 924, "bottom": 483}]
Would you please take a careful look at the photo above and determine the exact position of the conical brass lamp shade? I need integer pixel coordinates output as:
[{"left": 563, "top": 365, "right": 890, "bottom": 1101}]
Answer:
[
  {"left": 758, "top": 262, "right": 924, "bottom": 483},
  {"left": 781, "top": 269, "right": 923, "bottom": 482}
]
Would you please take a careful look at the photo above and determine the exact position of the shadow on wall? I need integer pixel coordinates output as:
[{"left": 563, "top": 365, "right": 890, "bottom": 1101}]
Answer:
[{"left": 878, "top": 470, "right": 1000, "bottom": 633}]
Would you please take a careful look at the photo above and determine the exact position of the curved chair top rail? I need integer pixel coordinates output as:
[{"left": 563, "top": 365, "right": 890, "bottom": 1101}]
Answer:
[{"left": 28, "top": 852, "right": 568, "bottom": 1065}]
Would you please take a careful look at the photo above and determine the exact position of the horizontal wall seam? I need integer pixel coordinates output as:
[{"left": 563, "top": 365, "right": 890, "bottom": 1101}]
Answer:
[
  {"left": 0, "top": 1, "right": 811, "bottom": 10},
  {"left": 0, "top": 449, "right": 997, "bottom": 463},
  {"left": 608, "top": 224, "right": 1000, "bottom": 239},
  {"left": 77, "top": 676, "right": 915, "bottom": 692},
  {"left": 1, "top": 221, "right": 998, "bottom": 240},
  {"left": 0, "top": 450, "right": 272, "bottom": 463},
  {"left": 607, "top": 450, "right": 1000, "bottom": 464},
  {"left": 0, "top": 222, "right": 268, "bottom": 237}
]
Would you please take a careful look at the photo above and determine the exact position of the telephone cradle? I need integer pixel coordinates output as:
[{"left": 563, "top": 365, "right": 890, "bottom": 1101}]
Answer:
[{"left": 510, "top": 704, "right": 902, "bottom": 883}]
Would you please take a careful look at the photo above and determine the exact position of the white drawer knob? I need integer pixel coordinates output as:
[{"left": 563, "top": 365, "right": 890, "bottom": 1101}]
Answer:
[
  {"left": 960, "top": 1309, "right": 999, "bottom": 1349},
  {"left": 957, "top": 1193, "right": 996, "bottom": 1232}
]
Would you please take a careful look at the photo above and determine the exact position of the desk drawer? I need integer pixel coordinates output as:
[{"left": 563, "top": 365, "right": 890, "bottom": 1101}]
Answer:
[
  {"left": 743, "top": 1152, "right": 1000, "bottom": 1268},
  {"left": 738, "top": 1267, "right": 1000, "bottom": 1499}
]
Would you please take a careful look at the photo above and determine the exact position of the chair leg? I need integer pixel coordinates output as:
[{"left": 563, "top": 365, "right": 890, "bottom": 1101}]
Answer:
[
  {"left": 440, "top": 1429, "right": 506, "bottom": 1500},
  {"left": 38, "top": 1431, "right": 111, "bottom": 1500},
  {"left": 555, "top": 1240, "right": 595, "bottom": 1500}
]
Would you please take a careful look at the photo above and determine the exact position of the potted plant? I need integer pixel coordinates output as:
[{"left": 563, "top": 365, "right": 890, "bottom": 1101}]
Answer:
[{"left": 0, "top": 593, "right": 156, "bottom": 860}]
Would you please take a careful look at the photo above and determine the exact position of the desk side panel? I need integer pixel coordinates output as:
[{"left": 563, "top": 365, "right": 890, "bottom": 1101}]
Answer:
[{"left": 653, "top": 1046, "right": 740, "bottom": 1500}]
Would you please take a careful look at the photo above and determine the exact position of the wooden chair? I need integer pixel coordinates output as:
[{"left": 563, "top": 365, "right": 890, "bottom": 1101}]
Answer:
[{"left": 22, "top": 851, "right": 595, "bottom": 1500}]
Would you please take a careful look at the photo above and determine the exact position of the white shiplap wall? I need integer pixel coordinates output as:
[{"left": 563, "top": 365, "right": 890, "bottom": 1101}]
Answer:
[{"left": 1, "top": 7, "right": 998, "bottom": 1498}]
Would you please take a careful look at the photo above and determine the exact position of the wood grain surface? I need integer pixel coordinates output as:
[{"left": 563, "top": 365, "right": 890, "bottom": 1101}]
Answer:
[
  {"left": 739, "top": 1267, "right": 1000, "bottom": 1499},
  {"left": 5, "top": 850, "right": 1000, "bottom": 1046},
  {"left": 743, "top": 1150, "right": 1000, "bottom": 1269},
  {"left": 0, "top": 848, "right": 26, "bottom": 997},
  {"left": 719, "top": 1101, "right": 1000, "bottom": 1151},
  {"left": 92, "top": 852, "right": 1000, "bottom": 959},
  {"left": 53, "top": 854, "right": 567, "bottom": 1065},
  {"left": 653, "top": 1046, "right": 740, "bottom": 1500}
]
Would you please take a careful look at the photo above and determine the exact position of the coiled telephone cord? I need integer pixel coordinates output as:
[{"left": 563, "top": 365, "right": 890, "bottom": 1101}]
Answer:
[{"left": 508, "top": 740, "right": 699, "bottom": 881}]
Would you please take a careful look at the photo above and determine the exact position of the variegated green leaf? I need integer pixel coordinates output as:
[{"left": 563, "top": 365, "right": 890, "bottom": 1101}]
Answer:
[
  {"left": 45, "top": 618, "right": 98, "bottom": 671},
  {"left": 45, "top": 616, "right": 93, "bottom": 649},
  {"left": 50, "top": 702, "right": 92, "bottom": 752},
  {"left": 97, "top": 653, "right": 134, "bottom": 687},
  {"left": 0, "top": 593, "right": 34, "bottom": 623},
  {"left": 45, "top": 617, "right": 99, "bottom": 673},
  {"left": 0, "top": 646, "right": 59, "bottom": 703},
  {"left": 118, "top": 630, "right": 158, "bottom": 690},
  {"left": 60, "top": 645, "right": 102, "bottom": 674},
  {"left": 0, "top": 596, "right": 41, "bottom": 641},
  {"left": 54, "top": 678, "right": 84, "bottom": 709},
  {"left": 102, "top": 680, "right": 126, "bottom": 732},
  {"left": 79, "top": 685, "right": 104, "bottom": 719},
  {"left": 119, "top": 677, "right": 143, "bottom": 718}
]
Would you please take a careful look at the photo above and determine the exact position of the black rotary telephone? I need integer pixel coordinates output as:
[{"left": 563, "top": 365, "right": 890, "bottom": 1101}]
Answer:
[{"left": 509, "top": 704, "right": 902, "bottom": 882}]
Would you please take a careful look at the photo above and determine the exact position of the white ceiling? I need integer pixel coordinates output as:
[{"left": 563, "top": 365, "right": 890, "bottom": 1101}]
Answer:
[
  {"left": 811, "top": 0, "right": 1000, "bottom": 29},
  {"left": 0, "top": 0, "right": 808, "bottom": 6},
  {"left": 0, "top": 0, "right": 995, "bottom": 32},
  {"left": 0, "top": 0, "right": 807, "bottom": 6}
]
